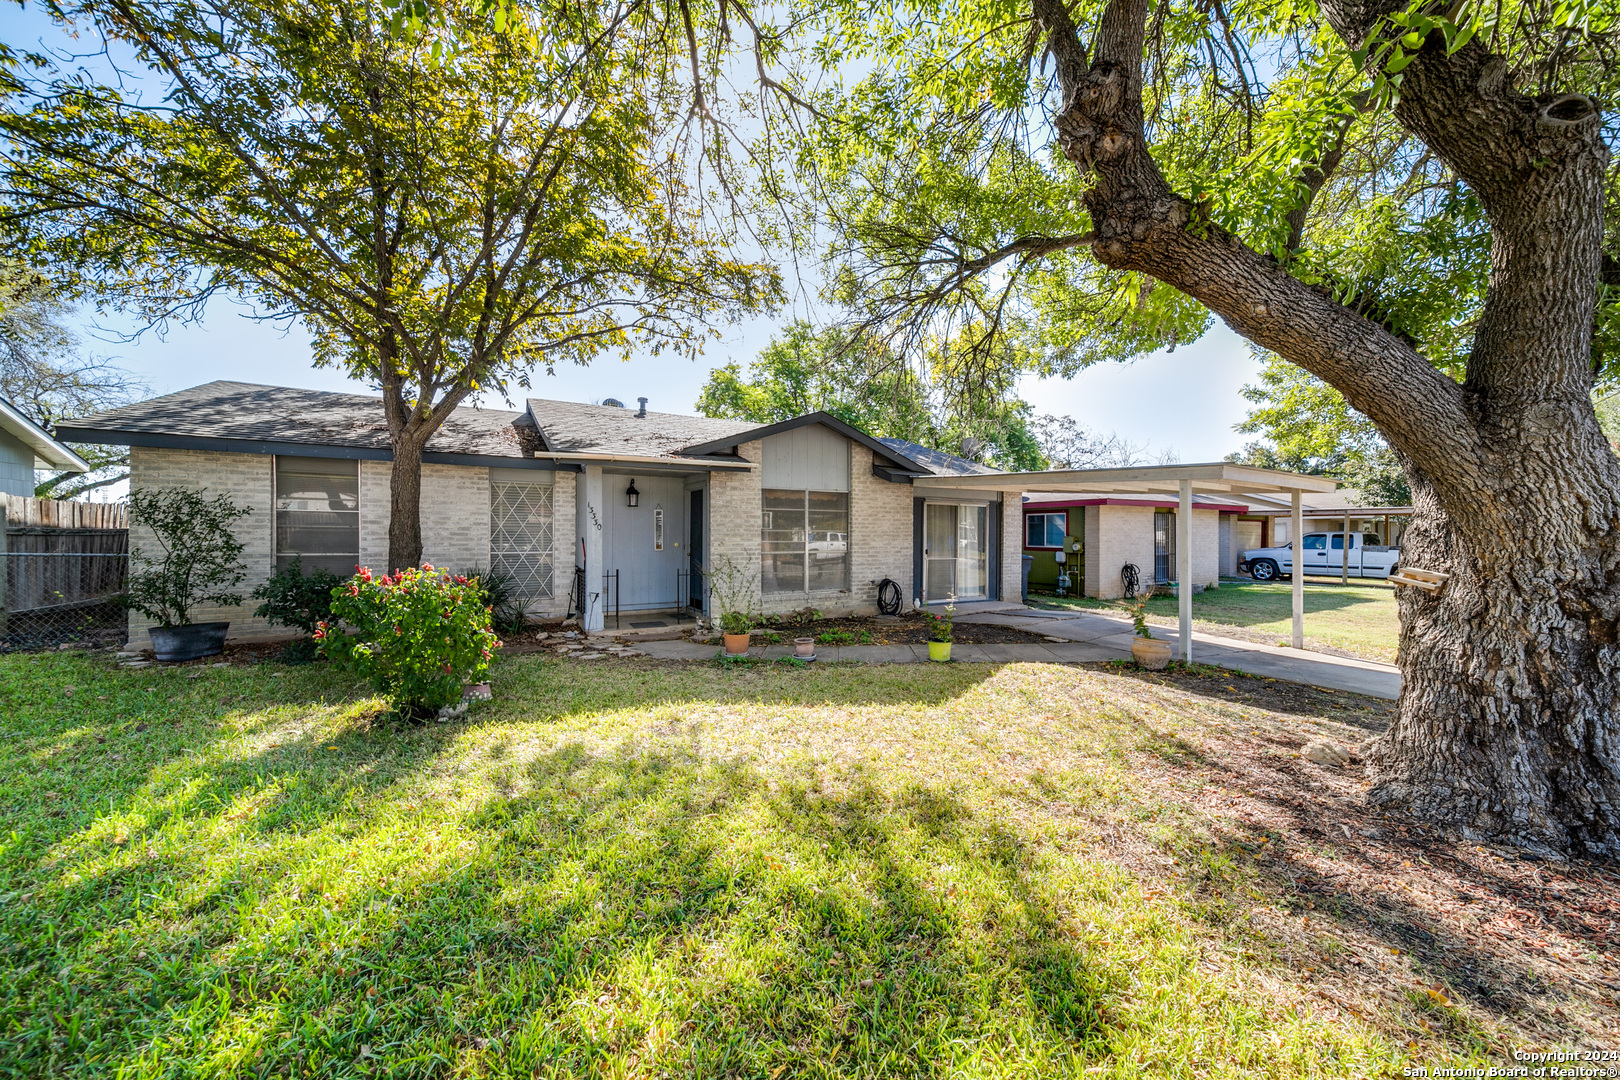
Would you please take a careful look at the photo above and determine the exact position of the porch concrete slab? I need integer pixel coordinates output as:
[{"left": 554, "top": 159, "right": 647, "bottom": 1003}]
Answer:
[{"left": 636, "top": 640, "right": 722, "bottom": 660}]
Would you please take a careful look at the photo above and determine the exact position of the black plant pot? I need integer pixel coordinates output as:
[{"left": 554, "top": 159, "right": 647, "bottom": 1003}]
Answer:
[{"left": 149, "top": 621, "right": 230, "bottom": 662}]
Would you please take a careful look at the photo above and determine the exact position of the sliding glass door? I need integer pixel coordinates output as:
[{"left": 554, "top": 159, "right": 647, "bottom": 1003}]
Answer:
[{"left": 923, "top": 503, "right": 989, "bottom": 602}]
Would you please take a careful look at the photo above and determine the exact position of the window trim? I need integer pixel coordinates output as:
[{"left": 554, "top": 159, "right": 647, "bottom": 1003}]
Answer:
[
  {"left": 1024, "top": 511, "right": 1067, "bottom": 550},
  {"left": 273, "top": 455, "right": 361, "bottom": 574}
]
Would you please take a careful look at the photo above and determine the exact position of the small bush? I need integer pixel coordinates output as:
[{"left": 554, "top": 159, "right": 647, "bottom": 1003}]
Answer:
[
  {"left": 317, "top": 565, "right": 501, "bottom": 717},
  {"left": 251, "top": 557, "right": 343, "bottom": 637}
]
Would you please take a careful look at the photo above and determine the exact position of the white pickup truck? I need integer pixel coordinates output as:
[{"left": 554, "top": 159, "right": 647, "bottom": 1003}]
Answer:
[{"left": 1239, "top": 531, "right": 1400, "bottom": 581}]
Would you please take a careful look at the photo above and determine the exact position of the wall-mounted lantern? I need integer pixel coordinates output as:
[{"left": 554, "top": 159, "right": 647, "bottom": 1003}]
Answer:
[{"left": 625, "top": 478, "right": 640, "bottom": 507}]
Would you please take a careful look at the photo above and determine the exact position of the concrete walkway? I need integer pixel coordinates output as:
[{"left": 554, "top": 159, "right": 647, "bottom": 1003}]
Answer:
[{"left": 633, "top": 605, "right": 1400, "bottom": 700}]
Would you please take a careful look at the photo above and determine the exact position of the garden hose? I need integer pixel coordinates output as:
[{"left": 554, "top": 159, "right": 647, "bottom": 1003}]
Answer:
[
  {"left": 876, "top": 578, "right": 904, "bottom": 616},
  {"left": 1120, "top": 562, "right": 1141, "bottom": 600}
]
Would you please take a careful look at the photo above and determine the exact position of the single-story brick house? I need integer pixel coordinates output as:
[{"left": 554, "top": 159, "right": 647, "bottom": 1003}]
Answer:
[
  {"left": 1021, "top": 492, "right": 1250, "bottom": 599},
  {"left": 63, "top": 381, "right": 1030, "bottom": 646}
]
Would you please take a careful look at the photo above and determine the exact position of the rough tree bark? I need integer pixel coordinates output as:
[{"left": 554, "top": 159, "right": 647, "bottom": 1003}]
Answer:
[
  {"left": 379, "top": 362, "right": 473, "bottom": 573},
  {"left": 1032, "top": 0, "right": 1620, "bottom": 857}
]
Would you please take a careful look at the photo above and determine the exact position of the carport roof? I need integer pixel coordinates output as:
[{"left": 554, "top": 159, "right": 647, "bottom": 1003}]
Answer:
[{"left": 914, "top": 461, "right": 1338, "bottom": 497}]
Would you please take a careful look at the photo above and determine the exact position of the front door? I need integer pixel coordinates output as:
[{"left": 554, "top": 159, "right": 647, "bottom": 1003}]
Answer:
[
  {"left": 688, "top": 490, "right": 704, "bottom": 608},
  {"left": 604, "top": 474, "right": 686, "bottom": 611},
  {"left": 923, "top": 503, "right": 988, "bottom": 602}
]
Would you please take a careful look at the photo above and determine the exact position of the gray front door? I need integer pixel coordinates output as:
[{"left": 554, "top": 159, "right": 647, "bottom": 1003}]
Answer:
[{"left": 603, "top": 474, "right": 686, "bottom": 611}]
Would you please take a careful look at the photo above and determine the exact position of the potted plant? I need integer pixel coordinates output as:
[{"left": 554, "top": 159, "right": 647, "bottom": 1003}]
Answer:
[
  {"left": 1123, "top": 585, "right": 1172, "bottom": 670},
  {"left": 793, "top": 636, "right": 816, "bottom": 659},
  {"left": 124, "top": 487, "right": 251, "bottom": 661},
  {"left": 925, "top": 599, "right": 954, "bottom": 662},
  {"left": 703, "top": 556, "right": 758, "bottom": 656}
]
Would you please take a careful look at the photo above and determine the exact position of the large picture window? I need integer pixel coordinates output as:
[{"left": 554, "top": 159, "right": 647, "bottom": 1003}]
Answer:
[
  {"left": 274, "top": 457, "right": 359, "bottom": 576},
  {"left": 762, "top": 488, "right": 849, "bottom": 593},
  {"left": 1025, "top": 512, "right": 1066, "bottom": 549}
]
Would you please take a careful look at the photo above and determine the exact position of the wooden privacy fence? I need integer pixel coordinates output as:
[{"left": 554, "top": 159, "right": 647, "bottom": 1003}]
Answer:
[{"left": 1, "top": 496, "right": 129, "bottom": 650}]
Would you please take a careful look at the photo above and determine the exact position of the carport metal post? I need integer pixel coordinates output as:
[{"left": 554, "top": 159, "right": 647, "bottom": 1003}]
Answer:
[
  {"left": 1178, "top": 479, "right": 1192, "bottom": 663},
  {"left": 1342, "top": 510, "right": 1350, "bottom": 584},
  {"left": 1292, "top": 492, "right": 1304, "bottom": 649}
]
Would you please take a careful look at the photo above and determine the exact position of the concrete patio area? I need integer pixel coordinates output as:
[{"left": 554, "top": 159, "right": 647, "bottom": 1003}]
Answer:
[{"left": 631, "top": 604, "right": 1401, "bottom": 700}]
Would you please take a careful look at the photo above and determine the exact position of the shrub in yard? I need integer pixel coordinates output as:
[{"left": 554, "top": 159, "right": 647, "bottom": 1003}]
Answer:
[
  {"left": 925, "top": 601, "right": 954, "bottom": 643},
  {"left": 124, "top": 487, "right": 250, "bottom": 626},
  {"left": 317, "top": 565, "right": 501, "bottom": 717},
  {"left": 454, "top": 567, "right": 526, "bottom": 635},
  {"left": 251, "top": 557, "right": 343, "bottom": 663}
]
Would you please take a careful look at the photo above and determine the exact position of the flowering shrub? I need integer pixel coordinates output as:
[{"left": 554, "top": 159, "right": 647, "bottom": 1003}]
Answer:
[{"left": 317, "top": 565, "right": 501, "bottom": 716}]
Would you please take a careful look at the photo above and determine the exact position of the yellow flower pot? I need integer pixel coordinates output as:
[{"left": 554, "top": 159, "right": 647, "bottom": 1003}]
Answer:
[{"left": 928, "top": 641, "right": 952, "bottom": 662}]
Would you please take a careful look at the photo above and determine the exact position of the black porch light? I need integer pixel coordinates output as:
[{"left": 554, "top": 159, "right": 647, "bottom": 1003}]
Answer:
[{"left": 626, "top": 478, "right": 640, "bottom": 507}]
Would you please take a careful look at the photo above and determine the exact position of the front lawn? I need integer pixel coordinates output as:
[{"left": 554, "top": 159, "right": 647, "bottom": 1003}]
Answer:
[
  {"left": 1033, "top": 580, "right": 1401, "bottom": 663},
  {"left": 2, "top": 651, "right": 1611, "bottom": 1078}
]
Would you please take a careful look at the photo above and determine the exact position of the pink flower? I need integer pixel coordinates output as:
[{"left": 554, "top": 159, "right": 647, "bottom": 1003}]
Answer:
[
  {"left": 348, "top": 584, "right": 360, "bottom": 596},
  {"left": 422, "top": 563, "right": 434, "bottom": 571},
  {"left": 358, "top": 567, "right": 373, "bottom": 582}
]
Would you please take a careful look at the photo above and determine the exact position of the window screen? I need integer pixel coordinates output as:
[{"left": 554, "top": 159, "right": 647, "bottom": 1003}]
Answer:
[
  {"left": 275, "top": 457, "right": 359, "bottom": 576},
  {"left": 762, "top": 488, "right": 849, "bottom": 593},
  {"left": 1025, "top": 512, "right": 1066, "bottom": 548}
]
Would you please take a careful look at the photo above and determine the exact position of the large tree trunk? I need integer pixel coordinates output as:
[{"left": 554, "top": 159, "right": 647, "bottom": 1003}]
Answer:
[
  {"left": 387, "top": 435, "right": 426, "bottom": 573},
  {"left": 1030, "top": 0, "right": 1620, "bottom": 857}
]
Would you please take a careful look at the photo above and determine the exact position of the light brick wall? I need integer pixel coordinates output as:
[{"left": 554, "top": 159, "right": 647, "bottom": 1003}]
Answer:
[
  {"left": 1000, "top": 493, "right": 1022, "bottom": 602},
  {"left": 1191, "top": 508, "right": 1220, "bottom": 587},
  {"left": 1086, "top": 504, "right": 1158, "bottom": 599},
  {"left": 357, "top": 460, "right": 490, "bottom": 573},
  {"left": 126, "top": 446, "right": 277, "bottom": 648},
  {"left": 846, "top": 444, "right": 912, "bottom": 615}
]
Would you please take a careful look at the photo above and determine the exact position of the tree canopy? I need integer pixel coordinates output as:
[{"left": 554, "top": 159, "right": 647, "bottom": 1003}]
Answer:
[{"left": 2, "top": 0, "right": 780, "bottom": 565}]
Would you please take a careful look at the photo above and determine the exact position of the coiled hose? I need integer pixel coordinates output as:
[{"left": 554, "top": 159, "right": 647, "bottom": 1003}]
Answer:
[
  {"left": 1120, "top": 562, "right": 1141, "bottom": 600},
  {"left": 876, "top": 578, "right": 904, "bottom": 616}
]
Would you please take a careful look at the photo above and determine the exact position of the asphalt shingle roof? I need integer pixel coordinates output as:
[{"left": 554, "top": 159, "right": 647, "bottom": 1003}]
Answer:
[
  {"left": 875, "top": 437, "right": 1001, "bottom": 477},
  {"left": 525, "top": 398, "right": 762, "bottom": 457},
  {"left": 63, "top": 381, "right": 527, "bottom": 458}
]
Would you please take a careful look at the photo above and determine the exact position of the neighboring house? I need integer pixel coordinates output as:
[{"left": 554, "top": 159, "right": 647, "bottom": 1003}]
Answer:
[
  {"left": 60, "top": 382, "right": 1023, "bottom": 647},
  {"left": 1022, "top": 492, "right": 1250, "bottom": 599},
  {"left": 1236, "top": 490, "right": 1412, "bottom": 569},
  {"left": 0, "top": 395, "right": 88, "bottom": 497}
]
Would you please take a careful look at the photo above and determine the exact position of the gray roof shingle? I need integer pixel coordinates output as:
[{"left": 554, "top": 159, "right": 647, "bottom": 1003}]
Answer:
[
  {"left": 875, "top": 437, "right": 1001, "bottom": 477},
  {"left": 525, "top": 398, "right": 759, "bottom": 457},
  {"left": 62, "top": 381, "right": 527, "bottom": 458}
]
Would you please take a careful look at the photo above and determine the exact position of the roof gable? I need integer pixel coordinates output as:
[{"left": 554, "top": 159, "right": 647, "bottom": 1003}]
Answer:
[{"left": 1, "top": 395, "right": 89, "bottom": 472}]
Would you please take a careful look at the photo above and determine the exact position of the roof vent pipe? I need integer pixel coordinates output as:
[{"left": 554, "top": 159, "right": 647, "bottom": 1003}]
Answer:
[{"left": 636, "top": 397, "right": 648, "bottom": 418}]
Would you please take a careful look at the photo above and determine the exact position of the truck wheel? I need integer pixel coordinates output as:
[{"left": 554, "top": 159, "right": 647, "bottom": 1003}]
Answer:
[{"left": 1251, "top": 559, "right": 1280, "bottom": 581}]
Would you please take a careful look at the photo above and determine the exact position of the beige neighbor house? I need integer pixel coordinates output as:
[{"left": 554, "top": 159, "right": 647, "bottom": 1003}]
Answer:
[
  {"left": 1021, "top": 492, "right": 1251, "bottom": 599},
  {"left": 62, "top": 382, "right": 1030, "bottom": 648}
]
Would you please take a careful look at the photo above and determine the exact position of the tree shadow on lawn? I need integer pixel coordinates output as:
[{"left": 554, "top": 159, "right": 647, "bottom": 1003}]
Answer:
[
  {"left": 1104, "top": 666, "right": 1620, "bottom": 1051},
  {"left": 9, "top": 736, "right": 1141, "bottom": 1078}
]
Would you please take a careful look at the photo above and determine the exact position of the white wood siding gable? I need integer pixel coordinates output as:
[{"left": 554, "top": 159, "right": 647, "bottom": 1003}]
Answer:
[{"left": 761, "top": 425, "right": 850, "bottom": 490}]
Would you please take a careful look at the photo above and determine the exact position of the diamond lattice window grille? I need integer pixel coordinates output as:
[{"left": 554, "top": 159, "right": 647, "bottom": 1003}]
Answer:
[{"left": 490, "top": 481, "right": 554, "bottom": 599}]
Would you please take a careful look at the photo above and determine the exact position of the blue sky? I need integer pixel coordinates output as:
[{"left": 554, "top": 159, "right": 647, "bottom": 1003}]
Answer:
[{"left": 7, "top": 4, "right": 1264, "bottom": 463}]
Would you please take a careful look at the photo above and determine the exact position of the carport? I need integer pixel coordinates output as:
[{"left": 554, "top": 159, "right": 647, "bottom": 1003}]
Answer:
[{"left": 912, "top": 463, "right": 1339, "bottom": 664}]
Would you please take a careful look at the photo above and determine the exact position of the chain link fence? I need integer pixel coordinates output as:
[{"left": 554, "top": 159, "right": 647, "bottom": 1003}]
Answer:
[{"left": 2, "top": 497, "right": 129, "bottom": 653}]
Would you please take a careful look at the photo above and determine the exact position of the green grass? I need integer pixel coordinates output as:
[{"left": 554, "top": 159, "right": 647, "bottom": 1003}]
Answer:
[
  {"left": 0, "top": 651, "right": 1465, "bottom": 1077},
  {"left": 1034, "top": 580, "right": 1401, "bottom": 662}
]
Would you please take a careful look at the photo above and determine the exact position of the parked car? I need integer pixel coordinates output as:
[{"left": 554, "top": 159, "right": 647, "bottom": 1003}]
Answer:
[{"left": 1240, "top": 532, "right": 1399, "bottom": 580}]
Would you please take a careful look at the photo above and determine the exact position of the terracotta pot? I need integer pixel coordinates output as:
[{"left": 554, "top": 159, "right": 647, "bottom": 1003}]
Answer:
[
  {"left": 793, "top": 637, "right": 816, "bottom": 659},
  {"left": 149, "top": 621, "right": 229, "bottom": 662},
  {"left": 928, "top": 641, "right": 952, "bottom": 663},
  {"left": 1131, "top": 637, "right": 1173, "bottom": 670},
  {"left": 722, "top": 633, "right": 751, "bottom": 656}
]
